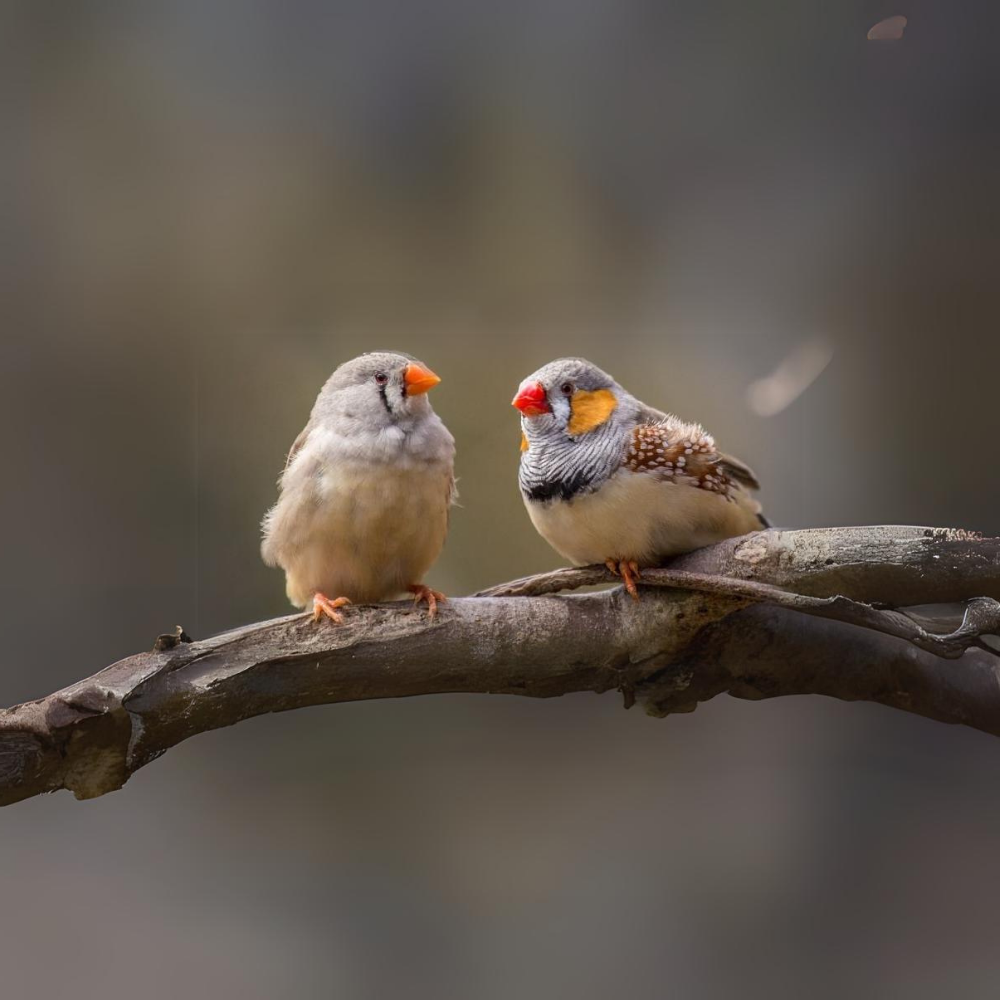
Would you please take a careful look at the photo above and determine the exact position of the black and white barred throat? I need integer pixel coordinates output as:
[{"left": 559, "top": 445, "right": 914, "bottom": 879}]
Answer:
[{"left": 518, "top": 416, "right": 626, "bottom": 503}]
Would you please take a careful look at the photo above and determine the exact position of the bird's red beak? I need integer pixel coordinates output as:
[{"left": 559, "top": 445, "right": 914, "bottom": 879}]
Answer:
[
  {"left": 512, "top": 381, "right": 551, "bottom": 416},
  {"left": 404, "top": 362, "right": 441, "bottom": 396}
]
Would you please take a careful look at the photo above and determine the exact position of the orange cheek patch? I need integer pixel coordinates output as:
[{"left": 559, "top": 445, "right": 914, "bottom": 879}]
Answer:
[
  {"left": 520, "top": 432, "right": 529, "bottom": 452},
  {"left": 567, "top": 389, "right": 618, "bottom": 436}
]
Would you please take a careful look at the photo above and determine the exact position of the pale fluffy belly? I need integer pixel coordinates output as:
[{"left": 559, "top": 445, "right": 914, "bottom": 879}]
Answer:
[
  {"left": 525, "top": 471, "right": 761, "bottom": 566},
  {"left": 285, "top": 463, "right": 449, "bottom": 606}
]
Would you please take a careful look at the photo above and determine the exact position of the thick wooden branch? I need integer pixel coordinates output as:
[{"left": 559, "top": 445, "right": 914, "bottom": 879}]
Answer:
[{"left": 1, "top": 526, "right": 998, "bottom": 807}]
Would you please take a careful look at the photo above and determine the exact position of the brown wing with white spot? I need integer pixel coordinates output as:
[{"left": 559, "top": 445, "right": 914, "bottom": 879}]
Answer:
[{"left": 623, "top": 417, "right": 742, "bottom": 499}]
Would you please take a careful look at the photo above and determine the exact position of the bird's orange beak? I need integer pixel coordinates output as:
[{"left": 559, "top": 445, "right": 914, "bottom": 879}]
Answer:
[
  {"left": 512, "top": 381, "right": 551, "bottom": 416},
  {"left": 404, "top": 362, "right": 441, "bottom": 396}
]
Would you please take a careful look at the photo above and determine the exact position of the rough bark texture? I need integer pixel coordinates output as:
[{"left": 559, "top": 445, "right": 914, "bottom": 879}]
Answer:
[{"left": 1, "top": 526, "right": 998, "bottom": 807}]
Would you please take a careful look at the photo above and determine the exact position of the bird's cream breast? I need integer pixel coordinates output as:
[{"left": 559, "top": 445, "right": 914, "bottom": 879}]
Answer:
[
  {"left": 282, "top": 458, "right": 451, "bottom": 606},
  {"left": 525, "top": 470, "right": 761, "bottom": 566}
]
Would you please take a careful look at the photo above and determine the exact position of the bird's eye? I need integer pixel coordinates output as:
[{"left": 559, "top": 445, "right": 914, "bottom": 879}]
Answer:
[
  {"left": 560, "top": 382, "right": 574, "bottom": 396},
  {"left": 374, "top": 371, "right": 389, "bottom": 385}
]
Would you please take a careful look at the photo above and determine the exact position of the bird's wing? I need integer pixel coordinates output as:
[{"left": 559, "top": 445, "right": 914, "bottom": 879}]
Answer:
[
  {"left": 623, "top": 418, "right": 725, "bottom": 492},
  {"left": 715, "top": 451, "right": 761, "bottom": 492},
  {"left": 282, "top": 424, "right": 312, "bottom": 474},
  {"left": 634, "top": 404, "right": 760, "bottom": 492},
  {"left": 444, "top": 473, "right": 459, "bottom": 525},
  {"left": 261, "top": 424, "right": 319, "bottom": 565}
]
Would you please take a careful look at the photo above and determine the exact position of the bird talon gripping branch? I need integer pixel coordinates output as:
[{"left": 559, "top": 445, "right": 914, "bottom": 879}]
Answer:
[
  {"left": 312, "top": 593, "right": 351, "bottom": 624},
  {"left": 603, "top": 560, "right": 642, "bottom": 600},
  {"left": 619, "top": 560, "right": 643, "bottom": 601},
  {"left": 408, "top": 584, "right": 447, "bottom": 618}
]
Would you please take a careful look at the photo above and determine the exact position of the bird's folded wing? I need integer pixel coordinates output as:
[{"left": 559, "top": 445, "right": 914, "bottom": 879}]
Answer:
[
  {"left": 636, "top": 403, "right": 760, "bottom": 492},
  {"left": 715, "top": 451, "right": 761, "bottom": 491},
  {"left": 283, "top": 424, "right": 312, "bottom": 473}
]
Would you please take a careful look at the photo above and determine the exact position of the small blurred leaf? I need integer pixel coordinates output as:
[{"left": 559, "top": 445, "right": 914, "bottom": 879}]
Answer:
[
  {"left": 746, "top": 337, "right": 834, "bottom": 418},
  {"left": 867, "top": 15, "right": 907, "bottom": 41}
]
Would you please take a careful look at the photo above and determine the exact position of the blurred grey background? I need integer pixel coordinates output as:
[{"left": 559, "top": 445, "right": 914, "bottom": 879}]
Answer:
[{"left": 2, "top": 1, "right": 999, "bottom": 997}]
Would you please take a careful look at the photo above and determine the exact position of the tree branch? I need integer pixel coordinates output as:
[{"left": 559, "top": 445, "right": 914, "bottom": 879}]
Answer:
[
  {"left": 484, "top": 566, "right": 1000, "bottom": 657},
  {"left": 1, "top": 526, "right": 998, "bottom": 807}
]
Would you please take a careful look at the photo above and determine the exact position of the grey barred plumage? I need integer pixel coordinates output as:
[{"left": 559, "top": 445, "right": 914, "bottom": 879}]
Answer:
[{"left": 518, "top": 413, "right": 626, "bottom": 502}]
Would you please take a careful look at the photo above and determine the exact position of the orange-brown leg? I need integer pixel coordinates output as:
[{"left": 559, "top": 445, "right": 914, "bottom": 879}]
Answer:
[
  {"left": 407, "top": 584, "right": 447, "bottom": 618},
  {"left": 622, "top": 560, "right": 642, "bottom": 601},
  {"left": 606, "top": 560, "right": 642, "bottom": 601},
  {"left": 312, "top": 593, "right": 352, "bottom": 623}
]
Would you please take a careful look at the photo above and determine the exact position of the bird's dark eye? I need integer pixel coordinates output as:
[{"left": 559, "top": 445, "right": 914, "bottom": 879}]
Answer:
[
  {"left": 374, "top": 371, "right": 389, "bottom": 385},
  {"left": 560, "top": 382, "right": 574, "bottom": 396}
]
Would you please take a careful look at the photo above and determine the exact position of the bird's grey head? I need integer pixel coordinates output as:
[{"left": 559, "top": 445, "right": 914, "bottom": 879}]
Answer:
[
  {"left": 313, "top": 351, "right": 441, "bottom": 431},
  {"left": 512, "top": 357, "right": 636, "bottom": 441}
]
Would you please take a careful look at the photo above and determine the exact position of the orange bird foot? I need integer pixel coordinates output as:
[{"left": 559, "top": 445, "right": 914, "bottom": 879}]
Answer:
[
  {"left": 605, "top": 559, "right": 642, "bottom": 601},
  {"left": 407, "top": 584, "right": 447, "bottom": 618},
  {"left": 312, "top": 593, "right": 352, "bottom": 623}
]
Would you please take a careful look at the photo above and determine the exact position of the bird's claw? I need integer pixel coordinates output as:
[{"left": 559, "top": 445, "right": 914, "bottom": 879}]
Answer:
[
  {"left": 312, "top": 593, "right": 352, "bottom": 623},
  {"left": 408, "top": 584, "right": 447, "bottom": 618},
  {"left": 606, "top": 560, "right": 642, "bottom": 601}
]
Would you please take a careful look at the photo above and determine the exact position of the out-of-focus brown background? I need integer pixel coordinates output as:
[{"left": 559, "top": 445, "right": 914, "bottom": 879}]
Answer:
[{"left": 2, "top": 2, "right": 999, "bottom": 997}]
